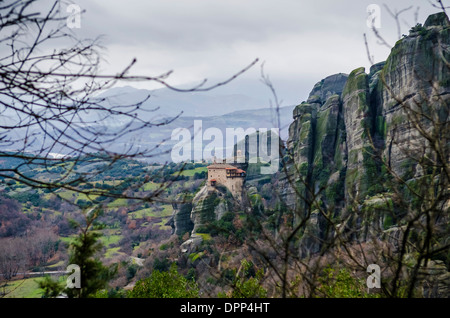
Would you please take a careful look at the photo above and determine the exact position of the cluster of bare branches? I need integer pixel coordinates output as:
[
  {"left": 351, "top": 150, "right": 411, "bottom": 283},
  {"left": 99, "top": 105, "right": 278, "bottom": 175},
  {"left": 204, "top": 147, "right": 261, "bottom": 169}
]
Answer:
[{"left": 0, "top": 0, "right": 257, "bottom": 206}]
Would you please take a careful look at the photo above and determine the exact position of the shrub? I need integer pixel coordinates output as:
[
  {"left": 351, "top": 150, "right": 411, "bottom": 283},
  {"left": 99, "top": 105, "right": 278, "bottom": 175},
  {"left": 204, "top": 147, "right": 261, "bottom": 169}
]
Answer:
[
  {"left": 218, "top": 260, "right": 267, "bottom": 298},
  {"left": 128, "top": 263, "right": 199, "bottom": 298},
  {"left": 316, "top": 266, "right": 379, "bottom": 298}
]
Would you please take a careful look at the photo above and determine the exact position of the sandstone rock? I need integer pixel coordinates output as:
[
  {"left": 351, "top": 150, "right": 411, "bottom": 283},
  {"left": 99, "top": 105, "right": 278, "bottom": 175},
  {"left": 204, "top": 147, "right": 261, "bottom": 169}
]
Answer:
[
  {"left": 281, "top": 73, "right": 348, "bottom": 213},
  {"left": 180, "top": 233, "right": 203, "bottom": 253},
  {"left": 189, "top": 184, "right": 234, "bottom": 234},
  {"left": 277, "top": 12, "right": 450, "bottom": 259},
  {"left": 167, "top": 194, "right": 194, "bottom": 236},
  {"left": 179, "top": 181, "right": 244, "bottom": 252},
  {"left": 381, "top": 12, "right": 450, "bottom": 180}
]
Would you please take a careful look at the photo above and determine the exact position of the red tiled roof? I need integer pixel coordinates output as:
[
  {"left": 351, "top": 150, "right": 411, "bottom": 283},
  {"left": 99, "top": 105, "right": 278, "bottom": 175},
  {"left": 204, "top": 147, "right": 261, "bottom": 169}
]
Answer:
[{"left": 207, "top": 163, "right": 236, "bottom": 169}]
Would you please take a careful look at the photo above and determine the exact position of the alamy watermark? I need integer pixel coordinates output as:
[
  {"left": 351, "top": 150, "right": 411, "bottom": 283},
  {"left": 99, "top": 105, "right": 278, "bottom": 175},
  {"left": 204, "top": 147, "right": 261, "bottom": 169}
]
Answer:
[
  {"left": 66, "top": 4, "right": 81, "bottom": 29},
  {"left": 367, "top": 4, "right": 381, "bottom": 29},
  {"left": 66, "top": 264, "right": 81, "bottom": 289},
  {"left": 171, "top": 120, "right": 279, "bottom": 174},
  {"left": 366, "top": 264, "right": 381, "bottom": 289}
]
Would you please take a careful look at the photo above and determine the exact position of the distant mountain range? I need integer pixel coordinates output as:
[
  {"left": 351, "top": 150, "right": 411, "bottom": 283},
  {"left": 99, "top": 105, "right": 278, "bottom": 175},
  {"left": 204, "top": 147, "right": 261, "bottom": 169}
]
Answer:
[
  {"left": 96, "top": 85, "right": 271, "bottom": 118},
  {"left": 101, "top": 104, "right": 294, "bottom": 163},
  {"left": 93, "top": 86, "right": 295, "bottom": 163},
  {"left": 2, "top": 85, "right": 295, "bottom": 163}
]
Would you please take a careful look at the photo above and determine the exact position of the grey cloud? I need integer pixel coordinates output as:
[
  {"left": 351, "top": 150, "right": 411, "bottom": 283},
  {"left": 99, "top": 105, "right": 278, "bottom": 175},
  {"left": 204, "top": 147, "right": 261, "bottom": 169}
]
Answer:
[{"left": 28, "top": 0, "right": 443, "bottom": 104}]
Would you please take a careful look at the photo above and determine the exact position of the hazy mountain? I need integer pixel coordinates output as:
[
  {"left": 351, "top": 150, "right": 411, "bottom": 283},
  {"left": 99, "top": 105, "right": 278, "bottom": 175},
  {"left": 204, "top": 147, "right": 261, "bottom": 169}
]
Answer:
[
  {"left": 2, "top": 83, "right": 295, "bottom": 163},
  {"left": 100, "top": 104, "right": 295, "bottom": 163},
  {"left": 96, "top": 85, "right": 270, "bottom": 119}
]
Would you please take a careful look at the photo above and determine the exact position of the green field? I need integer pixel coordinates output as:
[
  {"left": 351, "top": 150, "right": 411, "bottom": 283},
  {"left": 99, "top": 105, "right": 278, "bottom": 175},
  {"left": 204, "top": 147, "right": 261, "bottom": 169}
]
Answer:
[
  {"left": 60, "top": 235, "right": 75, "bottom": 246},
  {"left": 51, "top": 189, "right": 99, "bottom": 203},
  {"left": 60, "top": 233, "right": 122, "bottom": 247},
  {"left": 172, "top": 166, "right": 207, "bottom": 177},
  {"left": 107, "top": 198, "right": 128, "bottom": 208},
  {"left": 2, "top": 278, "right": 44, "bottom": 298},
  {"left": 142, "top": 182, "right": 161, "bottom": 191},
  {"left": 129, "top": 204, "right": 173, "bottom": 219},
  {"left": 99, "top": 234, "right": 122, "bottom": 246},
  {"left": 104, "top": 246, "right": 124, "bottom": 259}
]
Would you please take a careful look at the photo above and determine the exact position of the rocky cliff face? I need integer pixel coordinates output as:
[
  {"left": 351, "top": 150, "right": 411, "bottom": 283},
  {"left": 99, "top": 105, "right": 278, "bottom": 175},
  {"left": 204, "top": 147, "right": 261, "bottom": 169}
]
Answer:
[
  {"left": 169, "top": 181, "right": 242, "bottom": 250},
  {"left": 282, "top": 73, "right": 348, "bottom": 213},
  {"left": 382, "top": 13, "right": 450, "bottom": 180},
  {"left": 189, "top": 184, "right": 233, "bottom": 234},
  {"left": 166, "top": 193, "right": 194, "bottom": 236},
  {"left": 280, "top": 12, "right": 450, "bottom": 255}
]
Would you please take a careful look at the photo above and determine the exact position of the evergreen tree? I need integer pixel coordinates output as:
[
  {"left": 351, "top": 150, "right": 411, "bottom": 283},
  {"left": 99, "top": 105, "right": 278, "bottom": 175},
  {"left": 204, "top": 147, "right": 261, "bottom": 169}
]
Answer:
[
  {"left": 128, "top": 263, "right": 199, "bottom": 298},
  {"left": 39, "top": 208, "right": 116, "bottom": 298}
]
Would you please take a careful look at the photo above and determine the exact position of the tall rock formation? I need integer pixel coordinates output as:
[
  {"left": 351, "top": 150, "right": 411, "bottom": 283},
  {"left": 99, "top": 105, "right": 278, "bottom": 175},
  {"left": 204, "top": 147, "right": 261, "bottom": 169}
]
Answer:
[
  {"left": 382, "top": 12, "right": 450, "bottom": 180},
  {"left": 283, "top": 73, "right": 348, "bottom": 213},
  {"left": 169, "top": 178, "right": 246, "bottom": 253},
  {"left": 279, "top": 12, "right": 450, "bottom": 256}
]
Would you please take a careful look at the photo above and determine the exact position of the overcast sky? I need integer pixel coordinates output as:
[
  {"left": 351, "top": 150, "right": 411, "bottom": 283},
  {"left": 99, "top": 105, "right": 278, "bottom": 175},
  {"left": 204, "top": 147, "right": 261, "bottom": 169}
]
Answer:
[{"left": 65, "top": 0, "right": 442, "bottom": 105}]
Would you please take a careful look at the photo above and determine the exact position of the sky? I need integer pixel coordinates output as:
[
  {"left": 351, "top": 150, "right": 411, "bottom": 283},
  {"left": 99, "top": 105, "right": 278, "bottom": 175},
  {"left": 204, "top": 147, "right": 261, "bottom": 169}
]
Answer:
[{"left": 61, "top": 0, "right": 443, "bottom": 105}]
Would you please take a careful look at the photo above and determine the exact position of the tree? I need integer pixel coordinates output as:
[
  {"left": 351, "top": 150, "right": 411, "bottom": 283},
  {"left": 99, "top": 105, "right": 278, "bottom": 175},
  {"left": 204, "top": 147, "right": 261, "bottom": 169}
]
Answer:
[
  {"left": 0, "top": 237, "right": 27, "bottom": 296},
  {"left": 128, "top": 263, "right": 199, "bottom": 298},
  {"left": 0, "top": 196, "right": 29, "bottom": 237},
  {"left": 218, "top": 259, "right": 267, "bottom": 298},
  {"left": 39, "top": 207, "right": 117, "bottom": 298},
  {"left": 65, "top": 209, "right": 117, "bottom": 298},
  {"left": 315, "top": 266, "right": 377, "bottom": 298}
]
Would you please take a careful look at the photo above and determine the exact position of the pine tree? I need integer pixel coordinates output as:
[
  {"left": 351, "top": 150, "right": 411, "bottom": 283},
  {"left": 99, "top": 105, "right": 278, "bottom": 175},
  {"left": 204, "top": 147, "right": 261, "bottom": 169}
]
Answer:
[{"left": 40, "top": 208, "right": 116, "bottom": 298}]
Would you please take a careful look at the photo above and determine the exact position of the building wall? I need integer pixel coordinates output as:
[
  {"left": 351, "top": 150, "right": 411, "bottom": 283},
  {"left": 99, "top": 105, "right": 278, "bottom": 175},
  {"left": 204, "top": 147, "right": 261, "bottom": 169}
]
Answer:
[
  {"left": 224, "top": 177, "right": 244, "bottom": 195},
  {"left": 208, "top": 168, "right": 227, "bottom": 184},
  {"left": 207, "top": 167, "right": 244, "bottom": 199}
]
